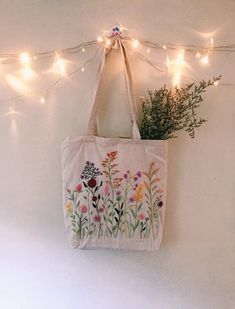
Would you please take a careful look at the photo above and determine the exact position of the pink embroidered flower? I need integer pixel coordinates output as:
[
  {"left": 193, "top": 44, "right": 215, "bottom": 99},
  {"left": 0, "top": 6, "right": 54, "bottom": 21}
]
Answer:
[
  {"left": 66, "top": 188, "right": 71, "bottom": 193},
  {"left": 99, "top": 207, "right": 104, "bottom": 213},
  {"left": 80, "top": 205, "right": 88, "bottom": 214},
  {"left": 136, "top": 171, "right": 142, "bottom": 178},
  {"left": 94, "top": 215, "right": 101, "bottom": 222},
  {"left": 129, "top": 197, "right": 134, "bottom": 203},
  {"left": 134, "top": 176, "right": 138, "bottom": 182},
  {"left": 139, "top": 213, "right": 145, "bottom": 220},
  {"left": 75, "top": 184, "right": 82, "bottom": 192},
  {"left": 103, "top": 184, "right": 110, "bottom": 196}
]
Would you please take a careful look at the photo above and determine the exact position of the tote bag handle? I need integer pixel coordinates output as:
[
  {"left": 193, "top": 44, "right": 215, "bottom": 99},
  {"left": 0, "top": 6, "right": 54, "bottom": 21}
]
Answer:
[{"left": 87, "top": 38, "right": 141, "bottom": 140}]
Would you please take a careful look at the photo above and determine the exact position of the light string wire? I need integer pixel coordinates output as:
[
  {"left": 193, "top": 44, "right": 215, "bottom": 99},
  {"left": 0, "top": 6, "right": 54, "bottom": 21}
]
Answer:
[
  {"left": 2, "top": 34, "right": 235, "bottom": 110},
  {"left": 0, "top": 43, "right": 101, "bottom": 105}
]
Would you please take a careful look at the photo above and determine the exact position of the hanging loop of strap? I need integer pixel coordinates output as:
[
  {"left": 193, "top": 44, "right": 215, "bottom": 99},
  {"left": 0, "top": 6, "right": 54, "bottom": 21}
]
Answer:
[{"left": 87, "top": 38, "right": 141, "bottom": 139}]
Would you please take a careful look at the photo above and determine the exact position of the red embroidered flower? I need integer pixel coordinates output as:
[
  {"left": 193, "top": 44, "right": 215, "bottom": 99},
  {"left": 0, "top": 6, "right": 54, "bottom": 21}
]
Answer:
[
  {"left": 107, "top": 151, "right": 117, "bottom": 160},
  {"left": 88, "top": 178, "right": 97, "bottom": 188},
  {"left": 92, "top": 196, "right": 98, "bottom": 202}
]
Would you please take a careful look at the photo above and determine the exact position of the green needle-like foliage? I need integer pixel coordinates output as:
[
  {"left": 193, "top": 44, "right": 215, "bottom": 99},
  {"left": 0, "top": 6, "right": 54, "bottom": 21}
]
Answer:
[{"left": 140, "top": 76, "right": 221, "bottom": 139}]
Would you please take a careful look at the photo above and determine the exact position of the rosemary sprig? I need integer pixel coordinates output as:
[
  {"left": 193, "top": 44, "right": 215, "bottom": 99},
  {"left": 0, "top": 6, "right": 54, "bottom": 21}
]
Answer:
[{"left": 140, "top": 76, "right": 221, "bottom": 139}]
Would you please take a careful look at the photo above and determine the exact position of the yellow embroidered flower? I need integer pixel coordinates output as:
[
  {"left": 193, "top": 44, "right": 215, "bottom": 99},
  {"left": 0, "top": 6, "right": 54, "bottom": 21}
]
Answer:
[
  {"left": 65, "top": 201, "right": 73, "bottom": 213},
  {"left": 133, "top": 183, "right": 145, "bottom": 202}
]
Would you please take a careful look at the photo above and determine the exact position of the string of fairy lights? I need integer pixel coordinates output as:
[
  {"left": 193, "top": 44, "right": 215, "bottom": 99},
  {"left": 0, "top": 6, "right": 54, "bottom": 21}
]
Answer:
[{"left": 2, "top": 25, "right": 235, "bottom": 117}]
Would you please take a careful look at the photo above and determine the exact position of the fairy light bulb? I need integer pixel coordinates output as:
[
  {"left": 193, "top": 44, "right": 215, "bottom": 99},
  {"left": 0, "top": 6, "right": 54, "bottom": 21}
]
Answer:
[
  {"left": 53, "top": 53, "right": 66, "bottom": 76},
  {"left": 82, "top": 48, "right": 85, "bottom": 53},
  {"left": 214, "top": 81, "right": 218, "bottom": 86},
  {"left": 81, "top": 67, "right": 85, "bottom": 72},
  {"left": 19, "top": 52, "right": 31, "bottom": 65},
  {"left": 105, "top": 38, "right": 111, "bottom": 47},
  {"left": 40, "top": 96, "right": 46, "bottom": 104},
  {"left": 97, "top": 36, "right": 104, "bottom": 43},
  {"left": 132, "top": 39, "right": 139, "bottom": 48},
  {"left": 9, "top": 106, "right": 15, "bottom": 114},
  {"left": 162, "top": 45, "right": 167, "bottom": 50},
  {"left": 200, "top": 54, "right": 209, "bottom": 65},
  {"left": 176, "top": 49, "right": 185, "bottom": 64},
  {"left": 196, "top": 52, "right": 201, "bottom": 58},
  {"left": 21, "top": 67, "right": 34, "bottom": 80},
  {"left": 146, "top": 48, "right": 150, "bottom": 53},
  {"left": 166, "top": 56, "right": 170, "bottom": 68}
]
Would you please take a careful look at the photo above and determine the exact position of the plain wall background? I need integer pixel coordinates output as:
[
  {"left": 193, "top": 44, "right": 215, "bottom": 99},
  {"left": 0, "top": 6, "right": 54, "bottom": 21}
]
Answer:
[{"left": 0, "top": 1, "right": 235, "bottom": 308}]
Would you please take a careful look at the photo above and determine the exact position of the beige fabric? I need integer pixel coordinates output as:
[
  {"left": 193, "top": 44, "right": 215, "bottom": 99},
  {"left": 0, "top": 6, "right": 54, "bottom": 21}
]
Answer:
[{"left": 61, "top": 39, "right": 167, "bottom": 251}]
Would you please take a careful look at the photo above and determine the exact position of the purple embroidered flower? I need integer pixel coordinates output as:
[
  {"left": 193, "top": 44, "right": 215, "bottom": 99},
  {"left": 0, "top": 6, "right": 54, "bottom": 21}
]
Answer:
[
  {"left": 123, "top": 173, "right": 128, "bottom": 179},
  {"left": 157, "top": 201, "right": 163, "bottom": 208},
  {"left": 136, "top": 171, "right": 142, "bottom": 178},
  {"left": 134, "top": 176, "right": 138, "bottom": 182},
  {"left": 116, "top": 190, "right": 121, "bottom": 195},
  {"left": 81, "top": 161, "right": 102, "bottom": 180},
  {"left": 129, "top": 197, "right": 134, "bottom": 203},
  {"left": 127, "top": 170, "right": 130, "bottom": 174}
]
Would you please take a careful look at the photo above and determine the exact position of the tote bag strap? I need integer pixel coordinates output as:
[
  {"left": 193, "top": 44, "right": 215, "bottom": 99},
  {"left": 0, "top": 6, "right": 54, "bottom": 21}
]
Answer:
[{"left": 87, "top": 38, "right": 141, "bottom": 139}]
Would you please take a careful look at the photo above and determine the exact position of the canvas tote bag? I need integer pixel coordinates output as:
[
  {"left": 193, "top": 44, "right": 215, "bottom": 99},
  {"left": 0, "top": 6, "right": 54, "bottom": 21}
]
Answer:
[{"left": 61, "top": 38, "right": 167, "bottom": 250}]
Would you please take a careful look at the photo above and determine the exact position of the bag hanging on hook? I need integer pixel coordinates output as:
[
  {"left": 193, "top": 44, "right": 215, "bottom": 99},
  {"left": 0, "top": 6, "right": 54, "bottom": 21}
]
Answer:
[{"left": 61, "top": 38, "right": 167, "bottom": 251}]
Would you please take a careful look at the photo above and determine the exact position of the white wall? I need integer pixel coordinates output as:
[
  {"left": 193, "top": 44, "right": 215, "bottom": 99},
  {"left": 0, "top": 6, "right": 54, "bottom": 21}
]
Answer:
[{"left": 0, "top": 1, "right": 235, "bottom": 308}]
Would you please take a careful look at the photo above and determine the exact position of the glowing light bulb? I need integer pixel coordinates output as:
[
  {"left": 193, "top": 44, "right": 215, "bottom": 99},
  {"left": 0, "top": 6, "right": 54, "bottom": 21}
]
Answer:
[
  {"left": 6, "top": 74, "right": 28, "bottom": 93},
  {"left": 34, "top": 55, "right": 37, "bottom": 60},
  {"left": 9, "top": 106, "right": 15, "bottom": 114},
  {"left": 196, "top": 52, "right": 201, "bottom": 58},
  {"left": 52, "top": 53, "right": 66, "bottom": 76},
  {"left": 166, "top": 56, "right": 170, "bottom": 68},
  {"left": 214, "top": 81, "right": 218, "bottom": 86},
  {"left": 200, "top": 54, "right": 209, "bottom": 65},
  {"left": 19, "top": 52, "right": 31, "bottom": 65},
  {"left": 162, "top": 45, "right": 167, "bottom": 50},
  {"left": 21, "top": 67, "right": 34, "bottom": 80},
  {"left": 146, "top": 48, "right": 150, "bottom": 53},
  {"left": 105, "top": 39, "right": 111, "bottom": 47},
  {"left": 81, "top": 67, "right": 85, "bottom": 72},
  {"left": 176, "top": 49, "right": 185, "bottom": 64},
  {"left": 82, "top": 48, "right": 85, "bottom": 53},
  {"left": 210, "top": 37, "right": 214, "bottom": 46},
  {"left": 40, "top": 96, "right": 46, "bottom": 104},
  {"left": 132, "top": 39, "right": 139, "bottom": 48},
  {"left": 97, "top": 36, "right": 104, "bottom": 43}
]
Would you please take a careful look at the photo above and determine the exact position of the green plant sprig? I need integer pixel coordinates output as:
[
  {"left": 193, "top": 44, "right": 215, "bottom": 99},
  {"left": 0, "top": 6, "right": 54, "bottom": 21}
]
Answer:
[{"left": 139, "top": 76, "right": 221, "bottom": 139}]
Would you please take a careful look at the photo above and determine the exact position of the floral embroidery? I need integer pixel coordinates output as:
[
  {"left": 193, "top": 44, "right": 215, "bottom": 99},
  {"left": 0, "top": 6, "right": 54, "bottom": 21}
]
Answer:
[{"left": 65, "top": 151, "right": 164, "bottom": 240}]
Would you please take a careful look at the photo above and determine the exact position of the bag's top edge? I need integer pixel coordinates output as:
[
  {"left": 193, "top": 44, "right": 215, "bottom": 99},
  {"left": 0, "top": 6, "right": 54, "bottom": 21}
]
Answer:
[{"left": 61, "top": 135, "right": 168, "bottom": 146}]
